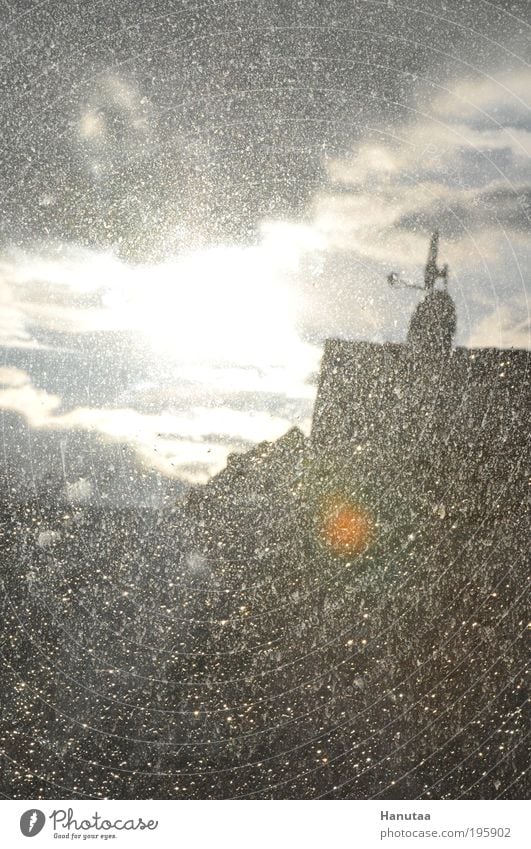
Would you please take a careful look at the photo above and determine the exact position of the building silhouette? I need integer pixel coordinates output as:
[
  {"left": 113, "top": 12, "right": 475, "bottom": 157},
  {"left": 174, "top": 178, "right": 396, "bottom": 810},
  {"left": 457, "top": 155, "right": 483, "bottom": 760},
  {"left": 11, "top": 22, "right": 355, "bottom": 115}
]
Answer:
[
  {"left": 179, "top": 233, "right": 528, "bottom": 798},
  {"left": 311, "top": 233, "right": 528, "bottom": 518}
]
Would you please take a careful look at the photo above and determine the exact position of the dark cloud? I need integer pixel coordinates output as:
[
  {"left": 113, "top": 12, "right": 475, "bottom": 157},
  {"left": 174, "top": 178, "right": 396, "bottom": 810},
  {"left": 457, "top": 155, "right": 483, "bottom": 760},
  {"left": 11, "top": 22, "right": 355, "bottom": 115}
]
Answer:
[{"left": 397, "top": 185, "right": 531, "bottom": 238}]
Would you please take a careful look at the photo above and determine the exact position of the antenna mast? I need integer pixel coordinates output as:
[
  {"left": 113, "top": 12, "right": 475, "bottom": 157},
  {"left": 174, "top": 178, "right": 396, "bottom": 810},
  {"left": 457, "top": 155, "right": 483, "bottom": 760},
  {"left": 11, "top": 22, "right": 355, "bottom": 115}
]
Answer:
[
  {"left": 423, "top": 231, "right": 448, "bottom": 291},
  {"left": 387, "top": 231, "right": 449, "bottom": 292}
]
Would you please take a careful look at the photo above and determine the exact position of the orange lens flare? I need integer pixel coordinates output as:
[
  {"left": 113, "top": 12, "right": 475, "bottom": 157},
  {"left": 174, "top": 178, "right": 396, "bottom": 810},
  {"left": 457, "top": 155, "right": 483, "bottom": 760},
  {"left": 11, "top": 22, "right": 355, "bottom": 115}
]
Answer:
[{"left": 320, "top": 497, "right": 375, "bottom": 556}]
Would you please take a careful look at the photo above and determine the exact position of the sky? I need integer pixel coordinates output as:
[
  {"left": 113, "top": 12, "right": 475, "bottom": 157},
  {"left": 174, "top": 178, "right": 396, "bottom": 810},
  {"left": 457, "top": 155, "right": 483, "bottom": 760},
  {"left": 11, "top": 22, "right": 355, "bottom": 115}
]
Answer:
[{"left": 0, "top": 0, "right": 529, "bottom": 501}]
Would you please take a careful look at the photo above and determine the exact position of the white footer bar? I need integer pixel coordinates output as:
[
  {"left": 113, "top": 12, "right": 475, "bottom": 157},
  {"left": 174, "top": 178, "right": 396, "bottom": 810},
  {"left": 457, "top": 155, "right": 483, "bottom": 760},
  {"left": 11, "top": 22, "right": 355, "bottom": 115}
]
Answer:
[{"left": 2, "top": 799, "right": 529, "bottom": 849}]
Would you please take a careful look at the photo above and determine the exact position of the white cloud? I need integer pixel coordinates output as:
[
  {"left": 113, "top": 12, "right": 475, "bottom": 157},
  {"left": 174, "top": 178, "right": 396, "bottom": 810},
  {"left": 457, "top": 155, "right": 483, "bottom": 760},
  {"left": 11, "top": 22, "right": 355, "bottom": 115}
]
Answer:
[
  {"left": 0, "top": 241, "right": 318, "bottom": 482},
  {"left": 293, "top": 68, "right": 531, "bottom": 348},
  {"left": 0, "top": 278, "right": 40, "bottom": 348},
  {"left": 0, "top": 245, "right": 133, "bottom": 344},
  {"left": 0, "top": 367, "right": 301, "bottom": 483},
  {"left": 468, "top": 299, "right": 530, "bottom": 350},
  {"left": 316, "top": 69, "right": 531, "bottom": 260},
  {"left": 0, "top": 367, "right": 61, "bottom": 425},
  {"left": 434, "top": 69, "right": 530, "bottom": 122}
]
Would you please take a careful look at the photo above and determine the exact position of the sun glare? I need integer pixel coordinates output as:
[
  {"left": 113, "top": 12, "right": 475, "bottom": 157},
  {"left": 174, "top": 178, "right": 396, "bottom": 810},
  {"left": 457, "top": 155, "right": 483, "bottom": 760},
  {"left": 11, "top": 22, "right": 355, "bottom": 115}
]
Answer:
[{"left": 121, "top": 244, "right": 309, "bottom": 371}]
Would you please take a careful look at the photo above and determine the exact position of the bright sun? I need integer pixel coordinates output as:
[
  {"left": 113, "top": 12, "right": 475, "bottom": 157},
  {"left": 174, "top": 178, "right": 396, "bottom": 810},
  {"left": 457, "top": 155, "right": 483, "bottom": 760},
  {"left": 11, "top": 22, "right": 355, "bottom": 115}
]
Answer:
[{"left": 124, "top": 244, "right": 308, "bottom": 370}]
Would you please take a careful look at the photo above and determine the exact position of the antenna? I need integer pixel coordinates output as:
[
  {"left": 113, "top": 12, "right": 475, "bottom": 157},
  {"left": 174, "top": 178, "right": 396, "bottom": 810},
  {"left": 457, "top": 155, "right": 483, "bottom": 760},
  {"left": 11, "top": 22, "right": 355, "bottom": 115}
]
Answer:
[
  {"left": 387, "top": 231, "right": 449, "bottom": 292},
  {"left": 423, "top": 231, "right": 448, "bottom": 291}
]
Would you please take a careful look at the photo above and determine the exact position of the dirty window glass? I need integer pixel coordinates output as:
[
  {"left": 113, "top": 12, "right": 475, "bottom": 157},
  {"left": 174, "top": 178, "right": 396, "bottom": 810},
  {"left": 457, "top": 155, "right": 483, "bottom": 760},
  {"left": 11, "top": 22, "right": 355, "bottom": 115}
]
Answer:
[{"left": 0, "top": 0, "right": 529, "bottom": 800}]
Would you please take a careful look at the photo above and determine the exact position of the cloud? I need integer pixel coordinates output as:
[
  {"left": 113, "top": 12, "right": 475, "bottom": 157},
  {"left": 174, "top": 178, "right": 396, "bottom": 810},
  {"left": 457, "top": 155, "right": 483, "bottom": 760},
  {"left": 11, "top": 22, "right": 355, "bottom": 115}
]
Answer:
[
  {"left": 0, "top": 278, "right": 40, "bottom": 349},
  {"left": 0, "top": 240, "right": 318, "bottom": 484},
  {"left": 467, "top": 298, "right": 530, "bottom": 350},
  {"left": 0, "top": 240, "right": 319, "bottom": 365},
  {"left": 0, "top": 367, "right": 61, "bottom": 425},
  {"left": 0, "top": 245, "right": 133, "bottom": 346},
  {"left": 315, "top": 68, "right": 531, "bottom": 260},
  {"left": 434, "top": 69, "right": 530, "bottom": 124},
  {"left": 291, "top": 68, "right": 531, "bottom": 348},
  {"left": 0, "top": 366, "right": 301, "bottom": 483}
]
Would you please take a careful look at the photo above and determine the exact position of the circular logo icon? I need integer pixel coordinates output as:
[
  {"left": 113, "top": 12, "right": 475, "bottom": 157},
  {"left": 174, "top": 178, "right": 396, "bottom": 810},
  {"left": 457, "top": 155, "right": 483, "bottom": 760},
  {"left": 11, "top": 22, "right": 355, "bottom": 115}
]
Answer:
[{"left": 20, "top": 810, "right": 46, "bottom": 837}]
